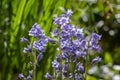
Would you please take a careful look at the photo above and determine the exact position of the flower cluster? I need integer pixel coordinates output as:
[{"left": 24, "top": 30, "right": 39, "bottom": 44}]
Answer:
[
  {"left": 45, "top": 9, "right": 102, "bottom": 80},
  {"left": 19, "top": 9, "right": 102, "bottom": 80},
  {"left": 19, "top": 23, "right": 49, "bottom": 80}
]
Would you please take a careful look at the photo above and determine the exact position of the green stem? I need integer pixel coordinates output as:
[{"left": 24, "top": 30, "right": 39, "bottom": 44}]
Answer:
[
  {"left": 72, "top": 61, "right": 75, "bottom": 80},
  {"left": 58, "top": 27, "right": 62, "bottom": 80},
  {"left": 31, "top": 37, "right": 36, "bottom": 80},
  {"left": 84, "top": 55, "right": 88, "bottom": 80},
  {"left": 33, "top": 51, "right": 36, "bottom": 80}
]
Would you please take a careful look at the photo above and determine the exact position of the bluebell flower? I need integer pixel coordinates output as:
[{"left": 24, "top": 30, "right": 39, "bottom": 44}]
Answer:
[
  {"left": 23, "top": 45, "right": 32, "bottom": 53},
  {"left": 60, "top": 40, "right": 71, "bottom": 50},
  {"left": 76, "top": 63, "right": 84, "bottom": 74},
  {"left": 33, "top": 41, "right": 45, "bottom": 52},
  {"left": 56, "top": 54, "right": 61, "bottom": 62},
  {"left": 39, "top": 39, "right": 48, "bottom": 46},
  {"left": 69, "top": 73, "right": 73, "bottom": 79},
  {"left": 75, "top": 73, "right": 81, "bottom": 80},
  {"left": 58, "top": 16, "right": 69, "bottom": 25},
  {"left": 80, "top": 39, "right": 87, "bottom": 50},
  {"left": 91, "top": 33, "right": 101, "bottom": 41},
  {"left": 75, "top": 51, "right": 84, "bottom": 58},
  {"left": 75, "top": 50, "right": 87, "bottom": 58},
  {"left": 62, "top": 64, "right": 69, "bottom": 77},
  {"left": 72, "top": 40, "right": 81, "bottom": 49},
  {"left": 29, "top": 23, "right": 44, "bottom": 38},
  {"left": 27, "top": 75, "right": 31, "bottom": 80},
  {"left": 66, "top": 9, "right": 73, "bottom": 17},
  {"left": 69, "top": 46, "right": 77, "bottom": 57},
  {"left": 63, "top": 71, "right": 68, "bottom": 77},
  {"left": 92, "top": 56, "right": 101, "bottom": 64},
  {"left": 44, "top": 72, "right": 52, "bottom": 79},
  {"left": 26, "top": 70, "right": 32, "bottom": 80},
  {"left": 53, "top": 17, "right": 60, "bottom": 25},
  {"left": 54, "top": 16, "right": 69, "bottom": 26},
  {"left": 71, "top": 27, "right": 76, "bottom": 36},
  {"left": 61, "top": 24, "right": 73, "bottom": 31},
  {"left": 37, "top": 53, "right": 43, "bottom": 62},
  {"left": 62, "top": 64, "right": 69, "bottom": 71},
  {"left": 75, "top": 28, "right": 83, "bottom": 40},
  {"left": 21, "top": 37, "right": 29, "bottom": 43},
  {"left": 90, "top": 42, "right": 101, "bottom": 52},
  {"left": 62, "top": 52, "right": 68, "bottom": 60},
  {"left": 29, "top": 70, "right": 32, "bottom": 77},
  {"left": 33, "top": 39, "right": 48, "bottom": 52},
  {"left": 90, "top": 33, "right": 101, "bottom": 52},
  {"left": 52, "top": 60, "right": 60, "bottom": 72},
  {"left": 61, "top": 32, "right": 70, "bottom": 40},
  {"left": 52, "top": 28, "right": 59, "bottom": 36},
  {"left": 47, "top": 37, "right": 56, "bottom": 43},
  {"left": 19, "top": 73, "right": 24, "bottom": 79}
]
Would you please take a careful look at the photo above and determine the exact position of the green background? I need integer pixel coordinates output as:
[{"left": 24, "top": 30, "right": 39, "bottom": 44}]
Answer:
[{"left": 0, "top": 0, "right": 120, "bottom": 80}]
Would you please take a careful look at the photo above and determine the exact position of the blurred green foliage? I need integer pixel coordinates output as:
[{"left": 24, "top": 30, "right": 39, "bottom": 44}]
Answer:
[{"left": 0, "top": 0, "right": 120, "bottom": 80}]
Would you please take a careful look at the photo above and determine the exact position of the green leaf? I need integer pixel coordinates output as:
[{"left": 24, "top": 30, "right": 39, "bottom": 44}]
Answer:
[
  {"left": 104, "top": 52, "right": 113, "bottom": 64},
  {"left": 10, "top": 0, "right": 26, "bottom": 44},
  {"left": 23, "top": 0, "right": 34, "bottom": 20},
  {"left": 87, "top": 75, "right": 97, "bottom": 80}
]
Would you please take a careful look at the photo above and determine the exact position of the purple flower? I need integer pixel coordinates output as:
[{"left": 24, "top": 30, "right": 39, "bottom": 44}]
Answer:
[
  {"left": 29, "top": 23, "right": 44, "bottom": 38},
  {"left": 60, "top": 40, "right": 71, "bottom": 50},
  {"left": 37, "top": 53, "right": 43, "bottom": 62},
  {"left": 72, "top": 40, "right": 81, "bottom": 49},
  {"left": 62, "top": 64, "right": 69, "bottom": 77},
  {"left": 75, "top": 50, "right": 86, "bottom": 58},
  {"left": 26, "top": 70, "right": 32, "bottom": 80},
  {"left": 39, "top": 39, "right": 48, "bottom": 46},
  {"left": 69, "top": 73, "right": 73, "bottom": 79},
  {"left": 76, "top": 63, "right": 84, "bottom": 74},
  {"left": 69, "top": 46, "right": 77, "bottom": 57},
  {"left": 75, "top": 73, "right": 81, "bottom": 80},
  {"left": 54, "top": 16, "right": 69, "bottom": 26},
  {"left": 62, "top": 52, "right": 68, "bottom": 60},
  {"left": 33, "top": 41, "right": 45, "bottom": 52},
  {"left": 63, "top": 71, "right": 68, "bottom": 77},
  {"left": 92, "top": 56, "right": 101, "bottom": 64},
  {"left": 62, "top": 64, "right": 69, "bottom": 71},
  {"left": 44, "top": 72, "right": 52, "bottom": 79},
  {"left": 29, "top": 70, "right": 32, "bottom": 77},
  {"left": 52, "top": 28, "right": 59, "bottom": 36},
  {"left": 52, "top": 60, "right": 60, "bottom": 72},
  {"left": 71, "top": 27, "right": 76, "bottom": 36},
  {"left": 59, "top": 16, "right": 69, "bottom": 25},
  {"left": 90, "top": 43, "right": 101, "bottom": 52},
  {"left": 23, "top": 45, "right": 32, "bottom": 53},
  {"left": 19, "top": 73, "right": 24, "bottom": 79},
  {"left": 27, "top": 75, "right": 32, "bottom": 80},
  {"left": 66, "top": 9, "right": 73, "bottom": 17},
  {"left": 91, "top": 33, "right": 101, "bottom": 41},
  {"left": 56, "top": 54, "right": 61, "bottom": 62},
  {"left": 60, "top": 30, "right": 71, "bottom": 40},
  {"left": 61, "top": 24, "right": 73, "bottom": 31},
  {"left": 33, "top": 39, "right": 47, "bottom": 52},
  {"left": 21, "top": 37, "right": 29, "bottom": 43},
  {"left": 75, "top": 28, "right": 83, "bottom": 40},
  {"left": 47, "top": 37, "right": 56, "bottom": 43},
  {"left": 53, "top": 17, "right": 60, "bottom": 25},
  {"left": 90, "top": 33, "right": 101, "bottom": 52},
  {"left": 80, "top": 39, "right": 87, "bottom": 50}
]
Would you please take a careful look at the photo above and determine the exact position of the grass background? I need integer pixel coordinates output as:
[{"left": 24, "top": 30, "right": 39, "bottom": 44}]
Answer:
[{"left": 0, "top": 0, "right": 120, "bottom": 80}]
